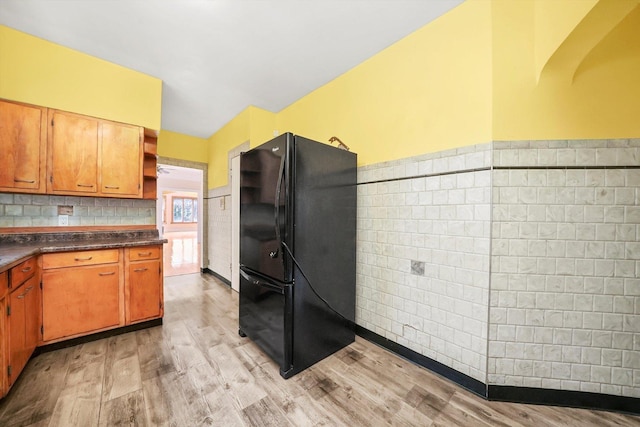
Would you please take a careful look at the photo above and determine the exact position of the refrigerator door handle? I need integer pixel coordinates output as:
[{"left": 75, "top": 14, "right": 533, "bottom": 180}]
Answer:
[
  {"left": 274, "top": 154, "right": 286, "bottom": 245},
  {"left": 240, "top": 268, "right": 285, "bottom": 295}
]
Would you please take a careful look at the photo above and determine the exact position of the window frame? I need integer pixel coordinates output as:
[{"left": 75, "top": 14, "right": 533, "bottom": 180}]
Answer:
[{"left": 171, "top": 196, "right": 198, "bottom": 224}]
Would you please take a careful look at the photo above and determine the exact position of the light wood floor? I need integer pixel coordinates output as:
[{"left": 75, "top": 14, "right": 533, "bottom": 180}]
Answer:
[
  {"left": 163, "top": 231, "right": 200, "bottom": 277},
  {"left": 1, "top": 273, "right": 638, "bottom": 427}
]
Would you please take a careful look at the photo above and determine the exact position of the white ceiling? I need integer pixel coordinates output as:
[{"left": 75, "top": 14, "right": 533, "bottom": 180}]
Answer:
[
  {"left": 0, "top": 0, "right": 463, "bottom": 138},
  {"left": 157, "top": 164, "right": 203, "bottom": 188}
]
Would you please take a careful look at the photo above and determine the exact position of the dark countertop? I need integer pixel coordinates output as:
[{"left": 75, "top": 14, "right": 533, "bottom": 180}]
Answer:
[{"left": 0, "top": 229, "right": 167, "bottom": 273}]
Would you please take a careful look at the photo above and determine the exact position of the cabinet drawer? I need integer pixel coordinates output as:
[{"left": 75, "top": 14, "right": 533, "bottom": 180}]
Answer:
[
  {"left": 42, "top": 249, "right": 119, "bottom": 269},
  {"left": 128, "top": 246, "right": 161, "bottom": 261},
  {"left": 10, "top": 257, "right": 37, "bottom": 288},
  {"left": 0, "top": 271, "right": 7, "bottom": 300}
]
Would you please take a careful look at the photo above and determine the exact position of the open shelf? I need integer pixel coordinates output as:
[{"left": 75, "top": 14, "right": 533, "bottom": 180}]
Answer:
[{"left": 142, "top": 129, "right": 158, "bottom": 200}]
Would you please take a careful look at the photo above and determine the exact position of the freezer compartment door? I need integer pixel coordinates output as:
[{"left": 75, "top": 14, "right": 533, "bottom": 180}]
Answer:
[{"left": 238, "top": 267, "right": 292, "bottom": 375}]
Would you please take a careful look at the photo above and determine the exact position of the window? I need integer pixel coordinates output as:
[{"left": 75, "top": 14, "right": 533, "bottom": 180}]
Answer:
[{"left": 172, "top": 197, "right": 198, "bottom": 223}]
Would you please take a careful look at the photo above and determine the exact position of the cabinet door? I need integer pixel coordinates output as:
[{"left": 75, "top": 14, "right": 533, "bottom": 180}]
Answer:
[
  {"left": 24, "top": 275, "right": 39, "bottom": 358},
  {"left": 0, "top": 270, "right": 7, "bottom": 300},
  {"left": 0, "top": 100, "right": 46, "bottom": 193},
  {"left": 8, "top": 283, "right": 27, "bottom": 386},
  {"left": 8, "top": 275, "right": 39, "bottom": 387},
  {"left": 101, "top": 122, "right": 142, "bottom": 197},
  {"left": 0, "top": 297, "right": 5, "bottom": 398},
  {"left": 128, "top": 259, "right": 162, "bottom": 323},
  {"left": 42, "top": 264, "right": 120, "bottom": 341},
  {"left": 48, "top": 110, "right": 98, "bottom": 194}
]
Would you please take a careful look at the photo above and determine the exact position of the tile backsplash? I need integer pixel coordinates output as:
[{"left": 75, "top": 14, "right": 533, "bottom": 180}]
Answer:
[{"left": 0, "top": 193, "right": 156, "bottom": 227}]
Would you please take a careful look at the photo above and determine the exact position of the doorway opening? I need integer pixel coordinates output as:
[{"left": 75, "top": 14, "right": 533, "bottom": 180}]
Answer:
[{"left": 157, "top": 164, "right": 204, "bottom": 277}]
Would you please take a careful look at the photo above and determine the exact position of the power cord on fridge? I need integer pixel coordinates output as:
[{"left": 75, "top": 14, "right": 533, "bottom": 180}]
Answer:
[
  {"left": 274, "top": 154, "right": 352, "bottom": 326},
  {"left": 281, "top": 241, "right": 353, "bottom": 325}
]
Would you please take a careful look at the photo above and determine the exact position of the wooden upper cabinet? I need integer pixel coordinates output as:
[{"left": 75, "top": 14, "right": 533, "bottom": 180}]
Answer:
[
  {"left": 47, "top": 109, "right": 143, "bottom": 198},
  {"left": 48, "top": 110, "right": 99, "bottom": 194},
  {"left": 0, "top": 100, "right": 47, "bottom": 193},
  {"left": 101, "top": 121, "right": 142, "bottom": 197}
]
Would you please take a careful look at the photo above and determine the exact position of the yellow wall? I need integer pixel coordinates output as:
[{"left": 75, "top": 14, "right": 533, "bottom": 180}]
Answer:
[
  {"left": 207, "top": 0, "right": 640, "bottom": 183},
  {"left": 492, "top": 0, "right": 640, "bottom": 140},
  {"left": 207, "top": 106, "right": 276, "bottom": 188},
  {"left": 158, "top": 130, "right": 208, "bottom": 163},
  {"left": 249, "top": 107, "right": 277, "bottom": 151},
  {"left": 533, "top": 0, "right": 597, "bottom": 81},
  {"left": 277, "top": 0, "right": 492, "bottom": 166},
  {"left": 0, "top": 25, "right": 162, "bottom": 130},
  {"left": 207, "top": 107, "right": 251, "bottom": 188}
]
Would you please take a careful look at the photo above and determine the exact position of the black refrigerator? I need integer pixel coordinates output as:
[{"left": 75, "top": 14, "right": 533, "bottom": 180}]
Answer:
[{"left": 239, "top": 132, "right": 356, "bottom": 379}]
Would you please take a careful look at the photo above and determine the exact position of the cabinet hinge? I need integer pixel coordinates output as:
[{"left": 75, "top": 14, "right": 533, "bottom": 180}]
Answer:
[
  {"left": 40, "top": 281, "right": 43, "bottom": 290},
  {"left": 51, "top": 118, "right": 54, "bottom": 127},
  {"left": 49, "top": 175, "right": 53, "bottom": 183},
  {"left": 7, "top": 365, "right": 11, "bottom": 377},
  {"left": 159, "top": 302, "right": 163, "bottom": 310},
  {"left": 41, "top": 325, "right": 44, "bottom": 335},
  {"left": 6, "top": 305, "right": 10, "bottom": 316}
]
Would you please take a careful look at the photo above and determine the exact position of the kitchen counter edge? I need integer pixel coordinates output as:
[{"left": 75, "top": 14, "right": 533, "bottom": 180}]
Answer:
[{"left": 0, "top": 234, "right": 167, "bottom": 273}]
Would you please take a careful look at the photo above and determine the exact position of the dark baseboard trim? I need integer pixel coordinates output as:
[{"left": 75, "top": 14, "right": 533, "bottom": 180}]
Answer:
[
  {"left": 202, "top": 268, "right": 231, "bottom": 286},
  {"left": 356, "top": 326, "right": 640, "bottom": 416},
  {"left": 355, "top": 325, "right": 487, "bottom": 397},
  {"left": 488, "top": 386, "right": 640, "bottom": 416},
  {"left": 34, "top": 318, "right": 163, "bottom": 355}
]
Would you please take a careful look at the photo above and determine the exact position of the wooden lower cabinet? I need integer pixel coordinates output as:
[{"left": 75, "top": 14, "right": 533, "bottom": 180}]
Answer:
[
  {"left": 4, "top": 258, "right": 39, "bottom": 391},
  {"left": 42, "top": 263, "right": 122, "bottom": 342},
  {"left": 125, "top": 246, "right": 163, "bottom": 324},
  {"left": 1, "top": 245, "right": 163, "bottom": 397},
  {"left": 8, "top": 275, "right": 39, "bottom": 386},
  {"left": 40, "top": 246, "right": 164, "bottom": 344},
  {"left": 0, "top": 295, "right": 5, "bottom": 398}
]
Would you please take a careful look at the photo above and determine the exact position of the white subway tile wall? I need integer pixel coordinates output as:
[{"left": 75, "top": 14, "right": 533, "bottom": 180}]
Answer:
[
  {"left": 489, "top": 139, "right": 640, "bottom": 398},
  {"left": 208, "top": 193, "right": 231, "bottom": 280},
  {"left": 356, "top": 144, "right": 493, "bottom": 382},
  {"left": 0, "top": 193, "right": 155, "bottom": 227}
]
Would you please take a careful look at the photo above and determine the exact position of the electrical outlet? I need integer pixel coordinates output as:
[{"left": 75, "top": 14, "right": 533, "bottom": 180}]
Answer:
[{"left": 58, "top": 215, "right": 69, "bottom": 226}]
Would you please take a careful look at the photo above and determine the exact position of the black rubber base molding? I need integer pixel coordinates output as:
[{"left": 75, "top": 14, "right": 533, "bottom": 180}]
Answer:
[
  {"left": 488, "top": 385, "right": 640, "bottom": 416},
  {"left": 35, "top": 318, "right": 163, "bottom": 355},
  {"left": 202, "top": 268, "right": 231, "bottom": 286},
  {"left": 356, "top": 325, "right": 640, "bottom": 416},
  {"left": 355, "top": 325, "right": 487, "bottom": 397}
]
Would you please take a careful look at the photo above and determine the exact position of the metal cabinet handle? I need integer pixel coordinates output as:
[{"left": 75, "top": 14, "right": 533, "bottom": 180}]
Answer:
[
  {"left": 21, "top": 266, "right": 32, "bottom": 272},
  {"left": 77, "top": 183, "right": 94, "bottom": 188},
  {"left": 134, "top": 267, "right": 148, "bottom": 272},
  {"left": 16, "top": 286, "right": 32, "bottom": 299},
  {"left": 98, "top": 271, "right": 115, "bottom": 276},
  {"left": 74, "top": 256, "right": 93, "bottom": 261},
  {"left": 104, "top": 185, "right": 120, "bottom": 189},
  {"left": 14, "top": 178, "right": 36, "bottom": 183}
]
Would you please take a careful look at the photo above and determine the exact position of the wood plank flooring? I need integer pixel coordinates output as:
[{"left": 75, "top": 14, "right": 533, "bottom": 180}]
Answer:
[{"left": 1, "top": 273, "right": 638, "bottom": 426}]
